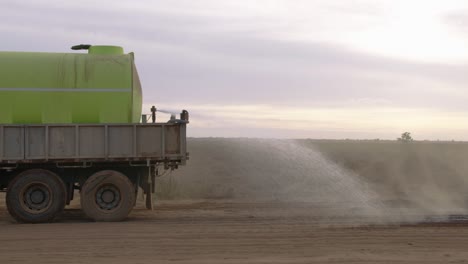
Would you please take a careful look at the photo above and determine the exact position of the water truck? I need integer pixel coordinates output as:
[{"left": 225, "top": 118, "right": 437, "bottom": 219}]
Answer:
[{"left": 0, "top": 45, "right": 189, "bottom": 223}]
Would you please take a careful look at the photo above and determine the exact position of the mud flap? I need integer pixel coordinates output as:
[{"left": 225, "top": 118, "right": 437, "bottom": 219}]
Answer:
[{"left": 145, "top": 173, "right": 155, "bottom": 210}]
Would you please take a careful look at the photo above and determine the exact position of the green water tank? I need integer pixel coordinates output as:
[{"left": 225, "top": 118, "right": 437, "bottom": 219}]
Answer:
[{"left": 0, "top": 45, "right": 142, "bottom": 124}]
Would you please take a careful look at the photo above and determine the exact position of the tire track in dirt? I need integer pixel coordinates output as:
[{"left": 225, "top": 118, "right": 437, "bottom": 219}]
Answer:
[{"left": 2, "top": 197, "right": 468, "bottom": 263}]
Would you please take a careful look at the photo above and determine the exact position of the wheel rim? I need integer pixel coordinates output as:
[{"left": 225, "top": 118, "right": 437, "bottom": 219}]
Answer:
[
  {"left": 96, "top": 185, "right": 121, "bottom": 210},
  {"left": 20, "top": 182, "right": 53, "bottom": 214}
]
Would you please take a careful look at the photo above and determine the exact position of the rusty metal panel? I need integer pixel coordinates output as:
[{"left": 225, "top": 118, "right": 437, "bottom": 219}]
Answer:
[
  {"left": 179, "top": 124, "right": 187, "bottom": 165},
  {"left": 26, "top": 127, "right": 45, "bottom": 159},
  {"left": 49, "top": 126, "right": 75, "bottom": 158},
  {"left": 4, "top": 126, "right": 24, "bottom": 160},
  {"left": 136, "top": 126, "right": 162, "bottom": 157},
  {"left": 165, "top": 125, "right": 180, "bottom": 155},
  {"left": 108, "top": 125, "right": 133, "bottom": 158},
  {"left": 79, "top": 126, "right": 105, "bottom": 158}
]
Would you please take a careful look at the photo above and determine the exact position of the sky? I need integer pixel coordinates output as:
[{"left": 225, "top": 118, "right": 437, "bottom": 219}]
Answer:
[{"left": 3, "top": 0, "right": 468, "bottom": 139}]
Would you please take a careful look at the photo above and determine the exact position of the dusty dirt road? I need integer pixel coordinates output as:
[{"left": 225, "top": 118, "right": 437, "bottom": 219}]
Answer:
[{"left": 1, "top": 193, "right": 468, "bottom": 263}]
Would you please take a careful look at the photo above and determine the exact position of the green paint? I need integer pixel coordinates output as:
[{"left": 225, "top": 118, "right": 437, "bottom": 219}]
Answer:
[
  {"left": 88, "top": 45, "right": 124, "bottom": 55},
  {"left": 0, "top": 48, "right": 142, "bottom": 124}
]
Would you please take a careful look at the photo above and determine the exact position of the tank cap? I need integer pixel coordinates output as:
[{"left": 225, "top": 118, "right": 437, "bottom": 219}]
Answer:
[{"left": 71, "top": 44, "right": 92, "bottom": 50}]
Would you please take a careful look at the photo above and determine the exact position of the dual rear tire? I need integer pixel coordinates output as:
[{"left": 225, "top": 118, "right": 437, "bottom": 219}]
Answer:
[
  {"left": 6, "top": 169, "right": 66, "bottom": 223},
  {"left": 6, "top": 169, "right": 135, "bottom": 223},
  {"left": 80, "top": 170, "right": 135, "bottom": 222}
]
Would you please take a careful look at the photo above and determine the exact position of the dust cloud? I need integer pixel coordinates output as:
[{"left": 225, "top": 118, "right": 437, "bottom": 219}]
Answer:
[
  {"left": 157, "top": 139, "right": 386, "bottom": 220},
  {"left": 156, "top": 138, "right": 468, "bottom": 223}
]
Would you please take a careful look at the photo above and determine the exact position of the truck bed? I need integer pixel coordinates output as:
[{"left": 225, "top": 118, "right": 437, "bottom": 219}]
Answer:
[{"left": 0, "top": 122, "right": 187, "bottom": 165}]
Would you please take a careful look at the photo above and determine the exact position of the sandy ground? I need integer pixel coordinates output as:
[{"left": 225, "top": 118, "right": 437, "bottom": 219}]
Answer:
[
  {"left": 3, "top": 139, "right": 468, "bottom": 263},
  {"left": 1, "top": 193, "right": 468, "bottom": 263}
]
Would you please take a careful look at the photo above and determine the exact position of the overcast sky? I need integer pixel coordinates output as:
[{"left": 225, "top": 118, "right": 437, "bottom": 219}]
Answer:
[{"left": 3, "top": 0, "right": 468, "bottom": 139}]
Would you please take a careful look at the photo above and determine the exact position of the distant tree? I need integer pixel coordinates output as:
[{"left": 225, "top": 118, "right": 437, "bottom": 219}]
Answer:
[{"left": 397, "top": 132, "right": 413, "bottom": 142}]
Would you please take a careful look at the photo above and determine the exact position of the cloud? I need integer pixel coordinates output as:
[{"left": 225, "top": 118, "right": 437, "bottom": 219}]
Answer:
[
  {"left": 3, "top": 0, "right": 468, "bottom": 138},
  {"left": 444, "top": 9, "right": 468, "bottom": 35}
]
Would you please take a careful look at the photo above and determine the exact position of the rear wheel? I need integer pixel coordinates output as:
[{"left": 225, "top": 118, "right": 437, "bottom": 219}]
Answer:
[
  {"left": 6, "top": 169, "right": 66, "bottom": 223},
  {"left": 80, "top": 170, "right": 135, "bottom": 222}
]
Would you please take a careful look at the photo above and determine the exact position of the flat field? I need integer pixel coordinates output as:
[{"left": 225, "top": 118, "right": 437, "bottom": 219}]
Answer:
[{"left": 1, "top": 139, "right": 468, "bottom": 263}]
